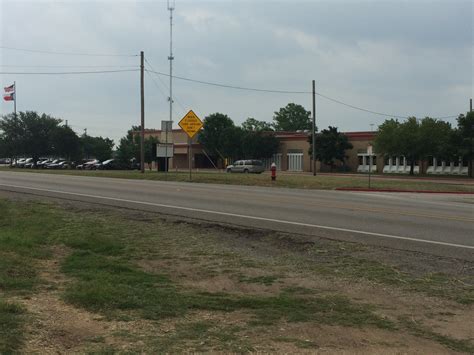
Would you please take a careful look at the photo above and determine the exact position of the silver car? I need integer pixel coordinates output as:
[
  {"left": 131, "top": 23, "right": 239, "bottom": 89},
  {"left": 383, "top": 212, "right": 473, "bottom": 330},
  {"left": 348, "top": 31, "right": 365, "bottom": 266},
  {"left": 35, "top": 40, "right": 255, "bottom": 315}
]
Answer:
[{"left": 226, "top": 160, "right": 265, "bottom": 174}]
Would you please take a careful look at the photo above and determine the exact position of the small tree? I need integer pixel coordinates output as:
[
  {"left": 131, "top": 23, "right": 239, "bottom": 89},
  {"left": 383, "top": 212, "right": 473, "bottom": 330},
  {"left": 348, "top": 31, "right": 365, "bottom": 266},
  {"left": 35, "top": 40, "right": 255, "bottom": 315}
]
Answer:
[
  {"left": 273, "top": 103, "right": 311, "bottom": 131},
  {"left": 116, "top": 127, "right": 159, "bottom": 167},
  {"left": 198, "top": 113, "right": 235, "bottom": 160},
  {"left": 309, "top": 126, "right": 352, "bottom": 171}
]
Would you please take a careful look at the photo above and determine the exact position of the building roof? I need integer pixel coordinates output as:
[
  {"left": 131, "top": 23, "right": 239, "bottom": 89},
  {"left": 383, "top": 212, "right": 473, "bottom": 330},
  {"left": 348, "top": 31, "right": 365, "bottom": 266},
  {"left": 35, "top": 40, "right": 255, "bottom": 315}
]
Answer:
[{"left": 140, "top": 128, "right": 376, "bottom": 140}]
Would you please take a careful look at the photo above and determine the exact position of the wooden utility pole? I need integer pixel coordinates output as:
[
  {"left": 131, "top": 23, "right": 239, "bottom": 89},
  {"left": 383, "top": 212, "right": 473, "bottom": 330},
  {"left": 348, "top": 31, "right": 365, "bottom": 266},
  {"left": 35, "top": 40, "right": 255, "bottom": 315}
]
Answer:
[
  {"left": 470, "top": 99, "right": 473, "bottom": 178},
  {"left": 140, "top": 51, "right": 145, "bottom": 174},
  {"left": 312, "top": 80, "right": 316, "bottom": 176}
]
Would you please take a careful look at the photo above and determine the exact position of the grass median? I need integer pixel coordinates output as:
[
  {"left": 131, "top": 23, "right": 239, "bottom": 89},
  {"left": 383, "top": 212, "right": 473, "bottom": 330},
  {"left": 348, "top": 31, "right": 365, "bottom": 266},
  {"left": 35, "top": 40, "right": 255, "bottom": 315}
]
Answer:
[
  {"left": 2, "top": 167, "right": 473, "bottom": 192},
  {"left": 1, "top": 196, "right": 473, "bottom": 352}
]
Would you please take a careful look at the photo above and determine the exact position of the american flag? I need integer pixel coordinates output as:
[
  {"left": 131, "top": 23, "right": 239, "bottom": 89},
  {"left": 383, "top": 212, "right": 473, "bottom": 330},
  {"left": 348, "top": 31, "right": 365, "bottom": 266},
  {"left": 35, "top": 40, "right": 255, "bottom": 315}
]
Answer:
[
  {"left": 4, "top": 84, "right": 15, "bottom": 93},
  {"left": 3, "top": 93, "right": 14, "bottom": 101}
]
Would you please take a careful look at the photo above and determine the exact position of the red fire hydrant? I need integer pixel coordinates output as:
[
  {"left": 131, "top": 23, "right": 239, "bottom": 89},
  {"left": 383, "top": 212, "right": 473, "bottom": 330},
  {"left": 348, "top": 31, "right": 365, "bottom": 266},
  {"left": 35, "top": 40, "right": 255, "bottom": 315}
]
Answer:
[{"left": 271, "top": 162, "right": 277, "bottom": 181}]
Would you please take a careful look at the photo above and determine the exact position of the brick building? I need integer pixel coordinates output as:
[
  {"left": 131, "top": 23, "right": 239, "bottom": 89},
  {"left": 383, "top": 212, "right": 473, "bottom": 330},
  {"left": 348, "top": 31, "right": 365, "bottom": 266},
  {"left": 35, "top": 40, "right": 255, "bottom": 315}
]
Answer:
[{"left": 142, "top": 128, "right": 470, "bottom": 175}]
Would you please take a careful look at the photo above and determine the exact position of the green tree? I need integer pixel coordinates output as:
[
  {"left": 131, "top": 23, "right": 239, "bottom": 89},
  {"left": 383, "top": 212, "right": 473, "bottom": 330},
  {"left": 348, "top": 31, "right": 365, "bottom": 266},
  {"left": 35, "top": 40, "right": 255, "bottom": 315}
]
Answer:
[
  {"left": 50, "top": 125, "right": 81, "bottom": 161},
  {"left": 373, "top": 119, "right": 401, "bottom": 158},
  {"left": 375, "top": 118, "right": 421, "bottom": 175},
  {"left": 115, "top": 126, "right": 159, "bottom": 166},
  {"left": 198, "top": 113, "right": 235, "bottom": 160},
  {"left": 0, "top": 111, "right": 62, "bottom": 163},
  {"left": 455, "top": 112, "right": 474, "bottom": 177},
  {"left": 418, "top": 118, "right": 454, "bottom": 161},
  {"left": 240, "top": 124, "right": 279, "bottom": 159},
  {"left": 308, "top": 126, "right": 353, "bottom": 171},
  {"left": 80, "top": 134, "right": 114, "bottom": 161},
  {"left": 273, "top": 103, "right": 311, "bottom": 131},
  {"left": 375, "top": 117, "right": 456, "bottom": 175},
  {"left": 241, "top": 117, "right": 274, "bottom": 131},
  {"left": 0, "top": 113, "right": 23, "bottom": 160}
]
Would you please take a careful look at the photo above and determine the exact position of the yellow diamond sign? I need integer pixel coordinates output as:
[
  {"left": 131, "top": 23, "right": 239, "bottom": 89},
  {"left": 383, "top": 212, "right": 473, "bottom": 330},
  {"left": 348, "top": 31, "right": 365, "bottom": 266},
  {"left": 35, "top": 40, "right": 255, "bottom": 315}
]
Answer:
[{"left": 178, "top": 110, "right": 203, "bottom": 138}]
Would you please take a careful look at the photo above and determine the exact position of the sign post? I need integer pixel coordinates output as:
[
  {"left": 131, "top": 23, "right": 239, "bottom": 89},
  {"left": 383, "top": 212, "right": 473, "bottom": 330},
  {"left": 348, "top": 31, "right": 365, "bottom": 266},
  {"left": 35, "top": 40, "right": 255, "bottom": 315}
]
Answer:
[
  {"left": 367, "top": 144, "right": 373, "bottom": 189},
  {"left": 161, "top": 120, "right": 172, "bottom": 175},
  {"left": 178, "top": 110, "right": 203, "bottom": 181}
]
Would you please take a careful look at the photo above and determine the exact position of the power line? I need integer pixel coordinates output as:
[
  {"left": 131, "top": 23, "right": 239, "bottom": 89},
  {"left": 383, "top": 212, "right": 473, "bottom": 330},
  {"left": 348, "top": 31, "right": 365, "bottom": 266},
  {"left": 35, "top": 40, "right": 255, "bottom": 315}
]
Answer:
[
  {"left": 145, "top": 69, "right": 458, "bottom": 119},
  {"left": 0, "top": 45, "right": 138, "bottom": 57},
  {"left": 144, "top": 58, "right": 187, "bottom": 113},
  {"left": 146, "top": 68, "right": 309, "bottom": 94},
  {"left": 0, "top": 64, "right": 138, "bottom": 68},
  {"left": 0, "top": 69, "right": 139, "bottom": 75}
]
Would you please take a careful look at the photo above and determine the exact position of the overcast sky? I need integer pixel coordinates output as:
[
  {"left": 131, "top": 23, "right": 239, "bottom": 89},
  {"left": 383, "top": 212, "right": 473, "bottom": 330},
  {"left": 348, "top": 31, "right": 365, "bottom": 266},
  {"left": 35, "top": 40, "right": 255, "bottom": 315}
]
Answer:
[{"left": 1, "top": 0, "right": 472, "bottom": 143}]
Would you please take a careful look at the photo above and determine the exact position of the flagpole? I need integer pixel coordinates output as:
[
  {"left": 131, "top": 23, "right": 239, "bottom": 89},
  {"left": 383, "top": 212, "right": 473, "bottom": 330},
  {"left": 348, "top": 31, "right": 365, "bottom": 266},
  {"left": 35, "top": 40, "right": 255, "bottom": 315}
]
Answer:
[{"left": 13, "top": 81, "right": 16, "bottom": 117}]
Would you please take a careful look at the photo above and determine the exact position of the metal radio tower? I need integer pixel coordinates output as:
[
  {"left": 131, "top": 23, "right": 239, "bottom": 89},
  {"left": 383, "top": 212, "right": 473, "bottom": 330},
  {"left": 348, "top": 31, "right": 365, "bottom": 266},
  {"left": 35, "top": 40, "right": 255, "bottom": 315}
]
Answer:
[{"left": 166, "top": 0, "right": 175, "bottom": 173}]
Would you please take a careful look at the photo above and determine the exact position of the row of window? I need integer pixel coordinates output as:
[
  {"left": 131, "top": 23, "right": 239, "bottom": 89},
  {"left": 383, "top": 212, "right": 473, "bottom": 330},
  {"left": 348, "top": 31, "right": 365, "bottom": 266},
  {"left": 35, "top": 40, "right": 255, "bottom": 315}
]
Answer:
[{"left": 359, "top": 156, "right": 469, "bottom": 167}]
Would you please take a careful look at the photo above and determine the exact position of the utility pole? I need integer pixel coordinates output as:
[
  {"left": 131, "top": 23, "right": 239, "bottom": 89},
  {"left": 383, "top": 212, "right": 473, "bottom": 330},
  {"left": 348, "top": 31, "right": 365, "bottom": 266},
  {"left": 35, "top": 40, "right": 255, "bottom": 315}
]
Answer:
[
  {"left": 312, "top": 80, "right": 316, "bottom": 176},
  {"left": 167, "top": 0, "right": 175, "bottom": 175},
  {"left": 140, "top": 51, "right": 145, "bottom": 174},
  {"left": 470, "top": 99, "right": 473, "bottom": 178}
]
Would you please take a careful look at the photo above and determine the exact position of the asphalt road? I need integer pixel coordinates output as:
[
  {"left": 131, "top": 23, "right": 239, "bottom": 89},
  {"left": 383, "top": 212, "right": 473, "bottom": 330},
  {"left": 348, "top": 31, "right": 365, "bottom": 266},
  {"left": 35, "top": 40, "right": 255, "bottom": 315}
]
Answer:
[{"left": 1, "top": 171, "right": 473, "bottom": 260}]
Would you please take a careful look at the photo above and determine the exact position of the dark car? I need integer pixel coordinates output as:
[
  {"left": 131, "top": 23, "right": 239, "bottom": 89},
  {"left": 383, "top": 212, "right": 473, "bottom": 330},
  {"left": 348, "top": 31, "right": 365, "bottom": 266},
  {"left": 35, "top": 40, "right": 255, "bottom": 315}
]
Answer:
[
  {"left": 97, "top": 159, "right": 120, "bottom": 170},
  {"left": 0, "top": 158, "right": 11, "bottom": 165}
]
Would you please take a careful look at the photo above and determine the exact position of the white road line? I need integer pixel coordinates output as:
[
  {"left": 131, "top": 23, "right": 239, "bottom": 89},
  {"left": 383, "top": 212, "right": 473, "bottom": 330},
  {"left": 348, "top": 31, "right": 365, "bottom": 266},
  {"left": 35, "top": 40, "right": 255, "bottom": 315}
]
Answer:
[{"left": 1, "top": 183, "right": 473, "bottom": 250}]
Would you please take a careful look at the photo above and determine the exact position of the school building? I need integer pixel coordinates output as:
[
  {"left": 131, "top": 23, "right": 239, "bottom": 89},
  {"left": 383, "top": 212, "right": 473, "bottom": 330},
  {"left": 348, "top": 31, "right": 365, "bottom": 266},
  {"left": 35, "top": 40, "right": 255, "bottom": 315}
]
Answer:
[{"left": 142, "top": 128, "right": 470, "bottom": 176}]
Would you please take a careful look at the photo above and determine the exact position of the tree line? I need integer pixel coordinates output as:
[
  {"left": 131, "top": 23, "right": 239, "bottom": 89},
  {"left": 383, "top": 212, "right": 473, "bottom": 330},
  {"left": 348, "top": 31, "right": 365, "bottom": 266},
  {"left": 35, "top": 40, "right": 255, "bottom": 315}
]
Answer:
[
  {"left": 198, "top": 103, "right": 313, "bottom": 162},
  {"left": 0, "top": 111, "right": 114, "bottom": 164},
  {"left": 374, "top": 112, "right": 474, "bottom": 176}
]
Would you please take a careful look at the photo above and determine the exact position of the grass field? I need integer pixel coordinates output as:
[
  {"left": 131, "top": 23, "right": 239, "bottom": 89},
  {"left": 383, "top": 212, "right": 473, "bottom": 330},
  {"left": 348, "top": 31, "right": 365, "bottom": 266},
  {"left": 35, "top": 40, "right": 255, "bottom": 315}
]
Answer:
[
  {"left": 1, "top": 194, "right": 473, "bottom": 353},
  {"left": 2, "top": 167, "right": 473, "bottom": 192}
]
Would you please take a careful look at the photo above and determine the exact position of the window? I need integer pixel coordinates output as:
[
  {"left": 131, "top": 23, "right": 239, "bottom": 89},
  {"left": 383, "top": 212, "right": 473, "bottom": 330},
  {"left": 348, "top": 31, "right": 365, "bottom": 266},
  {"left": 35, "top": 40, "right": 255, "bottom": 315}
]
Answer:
[
  {"left": 428, "top": 156, "right": 434, "bottom": 166},
  {"left": 462, "top": 159, "right": 468, "bottom": 167},
  {"left": 358, "top": 156, "right": 363, "bottom": 166},
  {"left": 372, "top": 156, "right": 377, "bottom": 166}
]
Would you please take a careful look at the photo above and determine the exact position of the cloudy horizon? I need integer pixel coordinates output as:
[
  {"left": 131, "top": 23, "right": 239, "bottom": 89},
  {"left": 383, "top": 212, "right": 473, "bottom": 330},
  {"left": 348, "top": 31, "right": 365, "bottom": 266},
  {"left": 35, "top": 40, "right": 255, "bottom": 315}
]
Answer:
[{"left": 1, "top": 0, "right": 472, "bottom": 144}]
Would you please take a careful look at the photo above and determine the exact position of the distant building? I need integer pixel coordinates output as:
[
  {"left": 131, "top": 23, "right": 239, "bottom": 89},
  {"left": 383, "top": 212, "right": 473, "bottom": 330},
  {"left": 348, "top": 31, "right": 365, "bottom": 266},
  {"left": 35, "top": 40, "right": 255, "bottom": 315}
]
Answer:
[{"left": 141, "top": 128, "right": 470, "bottom": 175}]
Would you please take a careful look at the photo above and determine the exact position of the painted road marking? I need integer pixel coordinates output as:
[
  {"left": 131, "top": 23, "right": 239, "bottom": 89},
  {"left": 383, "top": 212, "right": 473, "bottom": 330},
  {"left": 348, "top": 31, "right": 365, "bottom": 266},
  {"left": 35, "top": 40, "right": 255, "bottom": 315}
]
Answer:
[{"left": 1, "top": 183, "right": 473, "bottom": 250}]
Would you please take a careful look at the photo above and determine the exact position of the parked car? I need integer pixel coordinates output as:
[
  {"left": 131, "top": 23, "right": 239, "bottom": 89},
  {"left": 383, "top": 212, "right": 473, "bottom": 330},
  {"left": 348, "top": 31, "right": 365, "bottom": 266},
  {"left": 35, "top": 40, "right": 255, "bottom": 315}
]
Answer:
[
  {"left": 97, "top": 159, "right": 120, "bottom": 170},
  {"left": 0, "top": 158, "right": 11, "bottom": 164},
  {"left": 24, "top": 160, "right": 36, "bottom": 168},
  {"left": 226, "top": 160, "right": 265, "bottom": 174},
  {"left": 37, "top": 159, "right": 52, "bottom": 168},
  {"left": 44, "top": 159, "right": 62, "bottom": 169},
  {"left": 82, "top": 159, "right": 100, "bottom": 170},
  {"left": 18, "top": 158, "right": 33, "bottom": 168},
  {"left": 12, "top": 158, "right": 24, "bottom": 168},
  {"left": 47, "top": 160, "right": 70, "bottom": 169}
]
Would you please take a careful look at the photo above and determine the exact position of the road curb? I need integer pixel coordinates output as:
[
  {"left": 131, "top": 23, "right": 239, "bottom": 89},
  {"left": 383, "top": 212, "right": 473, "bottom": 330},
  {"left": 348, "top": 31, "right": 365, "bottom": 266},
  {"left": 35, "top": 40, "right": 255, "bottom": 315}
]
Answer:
[{"left": 335, "top": 187, "right": 474, "bottom": 194}]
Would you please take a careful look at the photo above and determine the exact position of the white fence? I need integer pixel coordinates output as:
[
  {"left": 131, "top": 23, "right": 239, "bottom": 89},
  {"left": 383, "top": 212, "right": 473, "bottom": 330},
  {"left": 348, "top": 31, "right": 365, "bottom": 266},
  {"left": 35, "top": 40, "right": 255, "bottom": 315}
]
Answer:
[{"left": 287, "top": 153, "right": 303, "bottom": 172}]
